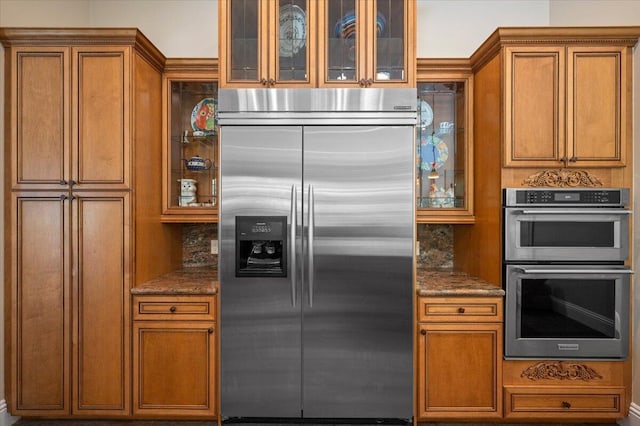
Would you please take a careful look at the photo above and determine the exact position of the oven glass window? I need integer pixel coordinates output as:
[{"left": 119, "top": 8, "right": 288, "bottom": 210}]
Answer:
[
  {"left": 520, "top": 278, "right": 615, "bottom": 338},
  {"left": 520, "top": 222, "right": 614, "bottom": 247}
]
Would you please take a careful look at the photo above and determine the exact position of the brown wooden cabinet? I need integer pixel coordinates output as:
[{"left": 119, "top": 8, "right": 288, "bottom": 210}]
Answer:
[
  {"left": 416, "top": 59, "right": 474, "bottom": 223},
  {"left": 219, "top": 0, "right": 415, "bottom": 88},
  {"left": 1, "top": 28, "right": 182, "bottom": 418},
  {"left": 133, "top": 295, "right": 217, "bottom": 418},
  {"left": 504, "top": 44, "right": 630, "bottom": 168},
  {"left": 416, "top": 296, "right": 503, "bottom": 420},
  {"left": 162, "top": 59, "right": 219, "bottom": 223},
  {"left": 503, "top": 360, "right": 626, "bottom": 420}
]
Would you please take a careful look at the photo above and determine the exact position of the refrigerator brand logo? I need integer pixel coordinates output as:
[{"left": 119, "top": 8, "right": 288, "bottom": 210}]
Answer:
[{"left": 394, "top": 105, "right": 413, "bottom": 110}]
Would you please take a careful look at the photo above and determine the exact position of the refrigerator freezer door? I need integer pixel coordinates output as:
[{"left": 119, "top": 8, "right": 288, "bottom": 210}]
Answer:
[
  {"left": 301, "top": 126, "right": 414, "bottom": 418},
  {"left": 220, "top": 126, "right": 303, "bottom": 418}
]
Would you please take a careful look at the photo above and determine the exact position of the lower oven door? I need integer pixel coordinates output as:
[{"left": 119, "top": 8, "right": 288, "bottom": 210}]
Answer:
[
  {"left": 505, "top": 264, "right": 631, "bottom": 359},
  {"left": 503, "top": 207, "right": 631, "bottom": 262}
]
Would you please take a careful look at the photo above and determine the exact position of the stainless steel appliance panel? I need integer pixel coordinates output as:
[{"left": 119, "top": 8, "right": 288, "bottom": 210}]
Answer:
[
  {"left": 503, "top": 207, "right": 631, "bottom": 262},
  {"left": 301, "top": 126, "right": 414, "bottom": 418},
  {"left": 504, "top": 264, "right": 631, "bottom": 359},
  {"left": 219, "top": 125, "right": 303, "bottom": 417}
]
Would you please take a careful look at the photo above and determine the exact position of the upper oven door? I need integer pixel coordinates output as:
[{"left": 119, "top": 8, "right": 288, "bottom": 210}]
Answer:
[{"left": 504, "top": 207, "right": 631, "bottom": 262}]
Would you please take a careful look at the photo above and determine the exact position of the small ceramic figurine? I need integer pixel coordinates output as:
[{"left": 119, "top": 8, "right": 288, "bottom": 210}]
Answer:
[{"left": 178, "top": 178, "right": 197, "bottom": 206}]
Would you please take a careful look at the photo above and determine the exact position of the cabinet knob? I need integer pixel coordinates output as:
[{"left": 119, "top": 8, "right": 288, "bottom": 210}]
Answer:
[
  {"left": 69, "top": 180, "right": 76, "bottom": 187},
  {"left": 208, "top": 327, "right": 214, "bottom": 334},
  {"left": 260, "top": 78, "right": 268, "bottom": 86},
  {"left": 169, "top": 306, "right": 177, "bottom": 313},
  {"left": 458, "top": 307, "right": 466, "bottom": 314},
  {"left": 359, "top": 79, "right": 367, "bottom": 87},
  {"left": 268, "top": 78, "right": 276, "bottom": 87},
  {"left": 60, "top": 179, "right": 68, "bottom": 186},
  {"left": 560, "top": 156, "right": 568, "bottom": 165},
  {"left": 60, "top": 194, "right": 67, "bottom": 201},
  {"left": 366, "top": 78, "right": 374, "bottom": 87},
  {"left": 569, "top": 156, "right": 578, "bottom": 163},
  {"left": 561, "top": 401, "right": 571, "bottom": 409},
  {"left": 420, "top": 329, "right": 427, "bottom": 335}
]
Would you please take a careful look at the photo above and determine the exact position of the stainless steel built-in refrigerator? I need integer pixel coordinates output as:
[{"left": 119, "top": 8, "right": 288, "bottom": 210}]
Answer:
[{"left": 218, "top": 88, "right": 415, "bottom": 421}]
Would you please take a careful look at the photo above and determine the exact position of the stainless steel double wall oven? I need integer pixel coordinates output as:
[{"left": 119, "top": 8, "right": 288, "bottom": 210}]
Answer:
[{"left": 503, "top": 188, "right": 632, "bottom": 359}]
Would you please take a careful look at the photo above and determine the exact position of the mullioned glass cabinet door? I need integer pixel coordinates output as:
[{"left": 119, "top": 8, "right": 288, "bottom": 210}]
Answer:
[
  {"left": 162, "top": 75, "right": 219, "bottom": 223},
  {"left": 416, "top": 78, "right": 474, "bottom": 223}
]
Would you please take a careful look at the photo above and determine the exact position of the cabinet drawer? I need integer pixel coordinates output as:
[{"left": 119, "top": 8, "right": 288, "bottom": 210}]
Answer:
[
  {"left": 504, "top": 386, "right": 625, "bottom": 419},
  {"left": 133, "top": 295, "right": 216, "bottom": 321},
  {"left": 418, "top": 297, "right": 503, "bottom": 323}
]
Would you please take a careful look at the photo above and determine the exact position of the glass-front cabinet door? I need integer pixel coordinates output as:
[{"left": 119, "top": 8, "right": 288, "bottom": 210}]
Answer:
[
  {"left": 416, "top": 66, "right": 474, "bottom": 223},
  {"left": 162, "top": 68, "right": 219, "bottom": 223},
  {"left": 319, "top": 0, "right": 415, "bottom": 87},
  {"left": 219, "top": 0, "right": 315, "bottom": 87}
]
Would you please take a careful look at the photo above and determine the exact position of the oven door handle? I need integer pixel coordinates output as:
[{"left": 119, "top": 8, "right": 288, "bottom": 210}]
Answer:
[
  {"left": 514, "top": 267, "right": 634, "bottom": 274},
  {"left": 515, "top": 209, "right": 632, "bottom": 215}
]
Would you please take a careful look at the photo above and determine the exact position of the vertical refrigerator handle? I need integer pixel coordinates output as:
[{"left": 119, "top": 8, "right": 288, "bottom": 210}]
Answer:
[
  {"left": 308, "top": 184, "right": 315, "bottom": 307},
  {"left": 290, "top": 185, "right": 296, "bottom": 307}
]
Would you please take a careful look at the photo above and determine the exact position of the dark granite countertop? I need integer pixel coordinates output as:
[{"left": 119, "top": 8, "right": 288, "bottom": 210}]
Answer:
[
  {"left": 131, "top": 267, "right": 218, "bottom": 295},
  {"left": 416, "top": 269, "right": 505, "bottom": 297}
]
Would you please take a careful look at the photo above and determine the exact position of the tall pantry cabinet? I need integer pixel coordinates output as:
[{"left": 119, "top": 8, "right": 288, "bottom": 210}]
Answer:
[{"left": 0, "top": 28, "right": 182, "bottom": 417}]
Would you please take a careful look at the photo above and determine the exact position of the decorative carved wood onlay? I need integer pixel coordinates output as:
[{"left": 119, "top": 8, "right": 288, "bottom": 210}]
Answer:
[
  {"left": 521, "top": 361, "right": 603, "bottom": 381},
  {"left": 523, "top": 169, "right": 603, "bottom": 187}
]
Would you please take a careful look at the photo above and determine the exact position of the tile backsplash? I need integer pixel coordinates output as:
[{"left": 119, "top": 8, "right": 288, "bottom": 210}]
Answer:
[{"left": 182, "top": 223, "right": 453, "bottom": 270}]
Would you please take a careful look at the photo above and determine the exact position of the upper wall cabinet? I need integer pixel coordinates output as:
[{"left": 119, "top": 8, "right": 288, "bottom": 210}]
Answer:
[
  {"left": 318, "top": 0, "right": 415, "bottom": 87},
  {"left": 219, "top": 0, "right": 316, "bottom": 87},
  {"left": 219, "top": 0, "right": 415, "bottom": 88},
  {"left": 416, "top": 60, "right": 474, "bottom": 224},
  {"left": 162, "top": 59, "right": 219, "bottom": 223},
  {"left": 497, "top": 33, "right": 633, "bottom": 168}
]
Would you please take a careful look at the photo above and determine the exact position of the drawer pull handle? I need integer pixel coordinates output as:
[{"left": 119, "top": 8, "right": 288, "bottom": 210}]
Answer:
[
  {"left": 208, "top": 328, "right": 214, "bottom": 334},
  {"left": 420, "top": 329, "right": 427, "bottom": 335},
  {"left": 458, "top": 307, "right": 466, "bottom": 313},
  {"left": 561, "top": 401, "right": 571, "bottom": 409},
  {"left": 169, "top": 306, "right": 177, "bottom": 313}
]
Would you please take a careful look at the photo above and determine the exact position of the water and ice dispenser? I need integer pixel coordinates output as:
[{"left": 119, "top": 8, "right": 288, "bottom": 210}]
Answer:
[{"left": 235, "top": 216, "right": 287, "bottom": 277}]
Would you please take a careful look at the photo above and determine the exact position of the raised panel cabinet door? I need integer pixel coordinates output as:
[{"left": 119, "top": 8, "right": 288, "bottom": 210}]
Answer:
[
  {"left": 10, "top": 193, "right": 71, "bottom": 415},
  {"left": 72, "top": 193, "right": 130, "bottom": 416},
  {"left": 417, "top": 323, "right": 502, "bottom": 419},
  {"left": 566, "top": 46, "right": 627, "bottom": 167},
  {"left": 504, "top": 47, "right": 565, "bottom": 167},
  {"left": 72, "top": 47, "right": 130, "bottom": 189},
  {"left": 504, "top": 46, "right": 566, "bottom": 167},
  {"left": 10, "top": 47, "right": 71, "bottom": 190},
  {"left": 133, "top": 321, "right": 216, "bottom": 417}
]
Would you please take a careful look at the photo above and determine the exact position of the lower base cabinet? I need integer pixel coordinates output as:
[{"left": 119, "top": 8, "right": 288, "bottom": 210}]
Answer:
[
  {"left": 416, "top": 296, "right": 503, "bottom": 420},
  {"left": 503, "top": 360, "right": 627, "bottom": 420},
  {"left": 133, "top": 295, "right": 217, "bottom": 418}
]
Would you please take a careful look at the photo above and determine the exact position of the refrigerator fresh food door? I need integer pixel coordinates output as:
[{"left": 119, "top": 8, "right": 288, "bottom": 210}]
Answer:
[
  {"left": 219, "top": 125, "right": 303, "bottom": 418},
  {"left": 301, "top": 125, "right": 414, "bottom": 419}
]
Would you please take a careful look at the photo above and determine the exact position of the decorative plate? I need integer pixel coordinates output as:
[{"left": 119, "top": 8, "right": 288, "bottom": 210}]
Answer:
[
  {"left": 279, "top": 4, "right": 306, "bottom": 57},
  {"left": 419, "top": 100, "right": 433, "bottom": 129},
  {"left": 420, "top": 135, "right": 449, "bottom": 170},
  {"left": 190, "top": 98, "right": 216, "bottom": 135},
  {"left": 334, "top": 10, "right": 385, "bottom": 39}
]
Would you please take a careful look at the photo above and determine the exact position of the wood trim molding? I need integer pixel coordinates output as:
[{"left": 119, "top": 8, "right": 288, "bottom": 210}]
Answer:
[
  {"left": 0, "top": 27, "right": 166, "bottom": 71},
  {"left": 163, "top": 58, "right": 219, "bottom": 74},
  {"left": 470, "top": 26, "right": 640, "bottom": 72},
  {"left": 417, "top": 58, "right": 472, "bottom": 75},
  {"left": 523, "top": 169, "right": 603, "bottom": 187},
  {"left": 521, "top": 361, "right": 603, "bottom": 382}
]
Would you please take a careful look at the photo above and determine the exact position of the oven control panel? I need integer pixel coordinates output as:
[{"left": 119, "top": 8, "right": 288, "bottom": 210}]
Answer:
[{"left": 504, "top": 188, "right": 629, "bottom": 207}]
